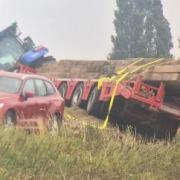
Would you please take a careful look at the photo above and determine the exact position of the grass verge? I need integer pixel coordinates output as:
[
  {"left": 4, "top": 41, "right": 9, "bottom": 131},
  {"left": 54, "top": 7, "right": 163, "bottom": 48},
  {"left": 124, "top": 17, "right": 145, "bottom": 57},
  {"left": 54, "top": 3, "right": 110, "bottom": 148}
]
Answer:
[{"left": 0, "top": 125, "right": 179, "bottom": 180}]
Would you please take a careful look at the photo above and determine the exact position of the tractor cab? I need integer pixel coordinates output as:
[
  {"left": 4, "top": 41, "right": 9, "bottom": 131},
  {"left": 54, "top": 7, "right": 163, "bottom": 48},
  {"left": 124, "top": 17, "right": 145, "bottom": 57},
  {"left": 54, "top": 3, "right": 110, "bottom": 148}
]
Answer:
[{"left": 0, "top": 23, "right": 49, "bottom": 71}]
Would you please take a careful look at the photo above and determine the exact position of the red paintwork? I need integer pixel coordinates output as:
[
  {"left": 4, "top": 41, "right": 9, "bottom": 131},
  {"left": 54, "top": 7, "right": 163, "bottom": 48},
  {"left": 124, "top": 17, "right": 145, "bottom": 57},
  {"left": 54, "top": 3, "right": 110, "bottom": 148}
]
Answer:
[
  {"left": 55, "top": 76, "right": 163, "bottom": 107},
  {"left": 0, "top": 71, "right": 64, "bottom": 129},
  {"left": 98, "top": 76, "right": 164, "bottom": 108},
  {"left": 16, "top": 64, "right": 37, "bottom": 74},
  {"left": 81, "top": 80, "right": 97, "bottom": 101},
  {"left": 53, "top": 79, "right": 63, "bottom": 89},
  {"left": 56, "top": 79, "right": 80, "bottom": 100},
  {"left": 55, "top": 79, "right": 96, "bottom": 101},
  {"left": 116, "top": 76, "right": 164, "bottom": 108},
  {"left": 56, "top": 75, "right": 180, "bottom": 120},
  {"left": 65, "top": 80, "right": 80, "bottom": 100},
  {"left": 99, "top": 81, "right": 115, "bottom": 101}
]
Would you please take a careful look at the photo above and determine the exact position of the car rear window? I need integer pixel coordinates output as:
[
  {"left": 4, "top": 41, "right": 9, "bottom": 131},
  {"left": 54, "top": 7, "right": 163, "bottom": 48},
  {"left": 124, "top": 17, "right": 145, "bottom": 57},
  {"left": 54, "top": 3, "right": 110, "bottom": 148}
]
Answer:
[{"left": 0, "top": 76, "right": 22, "bottom": 94}]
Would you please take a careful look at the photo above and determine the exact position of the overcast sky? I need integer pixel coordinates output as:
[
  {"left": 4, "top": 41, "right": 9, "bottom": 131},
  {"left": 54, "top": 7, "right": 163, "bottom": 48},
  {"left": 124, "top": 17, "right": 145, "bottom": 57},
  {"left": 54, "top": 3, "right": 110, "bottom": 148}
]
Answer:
[{"left": 0, "top": 0, "right": 179, "bottom": 59}]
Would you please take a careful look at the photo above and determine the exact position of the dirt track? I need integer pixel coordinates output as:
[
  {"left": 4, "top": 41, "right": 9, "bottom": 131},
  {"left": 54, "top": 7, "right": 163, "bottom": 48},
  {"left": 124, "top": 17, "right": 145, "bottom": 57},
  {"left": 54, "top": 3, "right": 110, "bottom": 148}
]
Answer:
[{"left": 64, "top": 107, "right": 102, "bottom": 128}]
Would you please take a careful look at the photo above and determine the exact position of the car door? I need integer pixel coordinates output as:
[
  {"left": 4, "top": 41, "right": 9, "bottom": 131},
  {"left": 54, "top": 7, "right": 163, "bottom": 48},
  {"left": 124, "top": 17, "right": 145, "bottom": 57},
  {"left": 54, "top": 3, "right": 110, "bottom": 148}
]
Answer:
[
  {"left": 34, "top": 79, "right": 49, "bottom": 118},
  {"left": 44, "top": 80, "right": 60, "bottom": 114},
  {"left": 20, "top": 78, "right": 37, "bottom": 119}
]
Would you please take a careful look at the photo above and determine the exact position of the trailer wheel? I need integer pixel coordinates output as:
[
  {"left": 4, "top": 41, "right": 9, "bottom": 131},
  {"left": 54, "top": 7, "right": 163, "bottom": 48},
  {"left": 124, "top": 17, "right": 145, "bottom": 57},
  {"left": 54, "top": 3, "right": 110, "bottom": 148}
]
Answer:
[
  {"left": 86, "top": 86, "right": 100, "bottom": 115},
  {"left": 152, "top": 118, "right": 179, "bottom": 140},
  {"left": 58, "top": 82, "right": 67, "bottom": 98},
  {"left": 96, "top": 101, "right": 109, "bottom": 119},
  {"left": 71, "top": 83, "right": 83, "bottom": 107},
  {"left": 138, "top": 115, "right": 179, "bottom": 140}
]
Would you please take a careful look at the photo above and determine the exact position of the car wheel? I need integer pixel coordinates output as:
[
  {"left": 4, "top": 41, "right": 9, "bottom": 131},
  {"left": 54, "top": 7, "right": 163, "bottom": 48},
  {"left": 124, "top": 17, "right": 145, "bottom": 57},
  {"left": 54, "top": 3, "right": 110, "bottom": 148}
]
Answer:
[
  {"left": 4, "top": 111, "right": 16, "bottom": 128},
  {"left": 48, "top": 114, "right": 62, "bottom": 135},
  {"left": 71, "top": 83, "right": 83, "bottom": 107}
]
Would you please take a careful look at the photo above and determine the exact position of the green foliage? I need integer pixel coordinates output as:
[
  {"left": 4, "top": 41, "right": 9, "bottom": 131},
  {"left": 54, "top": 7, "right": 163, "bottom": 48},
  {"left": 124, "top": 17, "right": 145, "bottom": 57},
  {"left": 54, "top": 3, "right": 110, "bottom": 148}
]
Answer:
[
  {"left": 0, "top": 127, "right": 179, "bottom": 180},
  {"left": 109, "top": 0, "right": 173, "bottom": 59}
]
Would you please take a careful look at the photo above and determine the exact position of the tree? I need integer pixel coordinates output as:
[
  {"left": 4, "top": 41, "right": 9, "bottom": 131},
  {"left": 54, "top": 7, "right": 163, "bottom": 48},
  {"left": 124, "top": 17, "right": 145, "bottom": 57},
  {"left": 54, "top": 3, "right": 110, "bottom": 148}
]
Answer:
[{"left": 108, "top": 0, "right": 173, "bottom": 60}]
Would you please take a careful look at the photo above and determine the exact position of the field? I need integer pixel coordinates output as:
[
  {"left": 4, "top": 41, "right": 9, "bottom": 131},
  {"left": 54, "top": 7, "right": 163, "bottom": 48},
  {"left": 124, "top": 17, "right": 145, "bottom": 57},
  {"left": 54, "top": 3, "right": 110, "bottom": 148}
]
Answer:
[{"left": 0, "top": 107, "right": 179, "bottom": 180}]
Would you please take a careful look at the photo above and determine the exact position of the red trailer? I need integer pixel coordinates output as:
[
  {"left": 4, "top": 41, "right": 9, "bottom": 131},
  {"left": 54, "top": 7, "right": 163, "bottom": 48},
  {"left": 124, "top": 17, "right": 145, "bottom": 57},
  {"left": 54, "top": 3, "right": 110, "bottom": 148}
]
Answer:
[{"left": 54, "top": 76, "right": 180, "bottom": 139}]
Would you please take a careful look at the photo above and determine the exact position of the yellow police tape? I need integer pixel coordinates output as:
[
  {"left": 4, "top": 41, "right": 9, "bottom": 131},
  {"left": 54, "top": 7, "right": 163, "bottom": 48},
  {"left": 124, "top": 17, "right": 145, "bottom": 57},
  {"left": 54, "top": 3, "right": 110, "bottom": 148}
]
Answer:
[{"left": 99, "top": 58, "right": 163, "bottom": 129}]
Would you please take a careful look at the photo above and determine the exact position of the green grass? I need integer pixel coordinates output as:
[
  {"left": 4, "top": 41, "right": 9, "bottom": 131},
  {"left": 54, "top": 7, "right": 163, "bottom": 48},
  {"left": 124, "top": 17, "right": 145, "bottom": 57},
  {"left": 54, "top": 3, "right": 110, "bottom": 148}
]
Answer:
[{"left": 0, "top": 125, "right": 179, "bottom": 180}]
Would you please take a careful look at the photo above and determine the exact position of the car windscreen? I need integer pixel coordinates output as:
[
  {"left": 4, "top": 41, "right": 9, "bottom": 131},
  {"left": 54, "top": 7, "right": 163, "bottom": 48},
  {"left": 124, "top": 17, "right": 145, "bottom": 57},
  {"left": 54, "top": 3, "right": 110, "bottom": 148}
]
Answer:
[{"left": 0, "top": 76, "right": 22, "bottom": 94}]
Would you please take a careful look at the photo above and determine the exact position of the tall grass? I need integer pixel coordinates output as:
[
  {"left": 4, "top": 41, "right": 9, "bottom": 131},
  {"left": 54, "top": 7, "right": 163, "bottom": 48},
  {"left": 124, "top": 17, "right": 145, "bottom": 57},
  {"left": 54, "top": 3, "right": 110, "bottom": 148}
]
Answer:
[{"left": 0, "top": 125, "right": 179, "bottom": 180}]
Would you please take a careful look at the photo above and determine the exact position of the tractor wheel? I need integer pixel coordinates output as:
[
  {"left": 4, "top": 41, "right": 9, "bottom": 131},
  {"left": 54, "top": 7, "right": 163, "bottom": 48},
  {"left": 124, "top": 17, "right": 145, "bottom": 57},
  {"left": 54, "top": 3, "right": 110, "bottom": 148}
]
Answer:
[
  {"left": 4, "top": 111, "right": 16, "bottom": 128},
  {"left": 58, "top": 82, "right": 68, "bottom": 98},
  {"left": 71, "top": 83, "right": 84, "bottom": 107}
]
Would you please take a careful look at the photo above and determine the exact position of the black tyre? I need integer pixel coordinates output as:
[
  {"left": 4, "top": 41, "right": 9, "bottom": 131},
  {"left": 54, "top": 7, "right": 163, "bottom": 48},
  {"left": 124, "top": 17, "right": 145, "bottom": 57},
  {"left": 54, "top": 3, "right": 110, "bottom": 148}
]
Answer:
[
  {"left": 151, "top": 117, "right": 179, "bottom": 140},
  {"left": 71, "top": 83, "right": 84, "bottom": 107},
  {"left": 48, "top": 114, "right": 62, "bottom": 135},
  {"left": 97, "top": 101, "right": 109, "bottom": 119},
  {"left": 4, "top": 111, "right": 16, "bottom": 128},
  {"left": 111, "top": 100, "right": 179, "bottom": 140},
  {"left": 58, "top": 82, "right": 68, "bottom": 98},
  {"left": 136, "top": 114, "right": 179, "bottom": 140},
  {"left": 86, "top": 86, "right": 100, "bottom": 115}
]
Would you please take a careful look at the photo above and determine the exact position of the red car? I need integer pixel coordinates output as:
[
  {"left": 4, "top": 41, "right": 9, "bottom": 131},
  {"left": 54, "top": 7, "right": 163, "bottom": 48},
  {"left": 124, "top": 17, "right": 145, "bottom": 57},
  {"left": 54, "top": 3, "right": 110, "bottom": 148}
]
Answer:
[{"left": 0, "top": 71, "right": 64, "bottom": 134}]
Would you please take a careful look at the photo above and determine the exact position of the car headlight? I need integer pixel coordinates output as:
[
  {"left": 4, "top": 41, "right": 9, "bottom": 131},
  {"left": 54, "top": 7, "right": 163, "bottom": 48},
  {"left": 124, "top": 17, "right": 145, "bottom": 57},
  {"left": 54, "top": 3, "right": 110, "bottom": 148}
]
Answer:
[{"left": 0, "top": 103, "right": 4, "bottom": 109}]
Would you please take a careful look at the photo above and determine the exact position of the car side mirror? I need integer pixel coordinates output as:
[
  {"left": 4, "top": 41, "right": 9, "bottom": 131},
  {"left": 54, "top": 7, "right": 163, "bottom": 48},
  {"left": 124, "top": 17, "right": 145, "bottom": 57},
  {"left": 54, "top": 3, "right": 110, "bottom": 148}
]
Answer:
[{"left": 25, "top": 91, "right": 34, "bottom": 99}]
